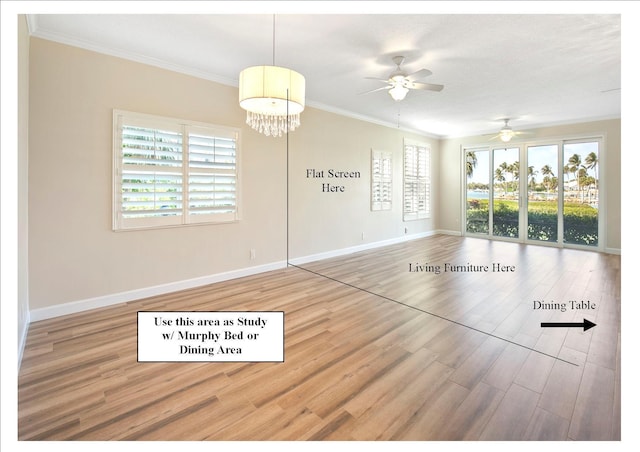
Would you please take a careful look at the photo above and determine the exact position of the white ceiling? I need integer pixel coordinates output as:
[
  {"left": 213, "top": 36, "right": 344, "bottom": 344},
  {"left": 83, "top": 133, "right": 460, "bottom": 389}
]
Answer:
[{"left": 27, "top": 10, "right": 621, "bottom": 138}]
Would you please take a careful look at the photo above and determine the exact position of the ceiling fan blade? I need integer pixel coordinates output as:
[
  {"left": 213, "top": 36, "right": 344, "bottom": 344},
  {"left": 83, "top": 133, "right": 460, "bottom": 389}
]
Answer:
[
  {"left": 406, "top": 68, "right": 432, "bottom": 80},
  {"left": 358, "top": 85, "right": 392, "bottom": 95},
  {"left": 408, "top": 81, "right": 444, "bottom": 92},
  {"left": 364, "top": 76, "right": 391, "bottom": 83}
]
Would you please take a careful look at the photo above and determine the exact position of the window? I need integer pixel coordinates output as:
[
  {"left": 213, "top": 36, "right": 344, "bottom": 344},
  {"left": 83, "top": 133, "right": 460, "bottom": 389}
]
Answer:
[
  {"left": 371, "top": 149, "right": 392, "bottom": 211},
  {"left": 403, "top": 140, "right": 431, "bottom": 221},
  {"left": 113, "top": 110, "right": 240, "bottom": 231}
]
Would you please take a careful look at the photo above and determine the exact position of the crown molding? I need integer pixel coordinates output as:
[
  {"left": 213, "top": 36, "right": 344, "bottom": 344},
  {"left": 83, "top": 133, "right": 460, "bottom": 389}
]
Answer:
[
  {"left": 27, "top": 15, "right": 238, "bottom": 87},
  {"left": 305, "top": 99, "right": 442, "bottom": 139}
]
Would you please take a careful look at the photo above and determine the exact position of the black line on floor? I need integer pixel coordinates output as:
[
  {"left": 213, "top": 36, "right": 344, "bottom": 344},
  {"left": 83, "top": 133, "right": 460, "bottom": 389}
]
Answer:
[{"left": 287, "top": 262, "right": 578, "bottom": 367}]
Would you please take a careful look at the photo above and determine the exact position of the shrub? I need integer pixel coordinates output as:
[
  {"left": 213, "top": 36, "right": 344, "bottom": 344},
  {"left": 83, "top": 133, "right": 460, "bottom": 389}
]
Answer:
[{"left": 465, "top": 198, "right": 598, "bottom": 245}]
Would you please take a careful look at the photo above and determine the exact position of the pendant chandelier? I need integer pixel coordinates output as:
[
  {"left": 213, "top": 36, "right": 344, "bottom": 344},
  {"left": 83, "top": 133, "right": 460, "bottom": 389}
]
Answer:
[{"left": 238, "top": 16, "right": 305, "bottom": 137}]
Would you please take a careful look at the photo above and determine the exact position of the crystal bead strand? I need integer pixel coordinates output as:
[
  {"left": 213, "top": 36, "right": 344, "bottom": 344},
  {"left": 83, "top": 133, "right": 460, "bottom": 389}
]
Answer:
[{"left": 246, "top": 112, "right": 301, "bottom": 137}]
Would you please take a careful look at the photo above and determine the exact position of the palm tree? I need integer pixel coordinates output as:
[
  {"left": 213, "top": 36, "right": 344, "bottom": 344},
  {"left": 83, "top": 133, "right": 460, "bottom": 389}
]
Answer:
[
  {"left": 543, "top": 176, "right": 554, "bottom": 194},
  {"left": 585, "top": 151, "right": 598, "bottom": 189},
  {"left": 567, "top": 154, "right": 582, "bottom": 198},
  {"left": 541, "top": 164, "right": 554, "bottom": 193},
  {"left": 577, "top": 167, "right": 588, "bottom": 202},
  {"left": 466, "top": 151, "right": 477, "bottom": 178},
  {"left": 498, "top": 161, "right": 509, "bottom": 195},
  {"left": 494, "top": 167, "right": 506, "bottom": 197},
  {"left": 508, "top": 161, "right": 520, "bottom": 196},
  {"left": 568, "top": 154, "right": 581, "bottom": 180},
  {"left": 527, "top": 165, "right": 537, "bottom": 190},
  {"left": 582, "top": 175, "right": 596, "bottom": 204}
]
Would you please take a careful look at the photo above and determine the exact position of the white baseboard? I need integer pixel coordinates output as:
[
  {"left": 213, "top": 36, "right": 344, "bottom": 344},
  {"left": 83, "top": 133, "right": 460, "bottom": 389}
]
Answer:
[
  {"left": 18, "top": 309, "right": 30, "bottom": 369},
  {"left": 29, "top": 261, "right": 287, "bottom": 322},
  {"left": 289, "top": 230, "right": 438, "bottom": 266},
  {"left": 435, "top": 229, "right": 462, "bottom": 236}
]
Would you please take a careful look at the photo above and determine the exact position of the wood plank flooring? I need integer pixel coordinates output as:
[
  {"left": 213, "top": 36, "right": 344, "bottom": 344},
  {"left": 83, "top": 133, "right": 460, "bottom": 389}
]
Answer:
[{"left": 18, "top": 235, "right": 621, "bottom": 441}]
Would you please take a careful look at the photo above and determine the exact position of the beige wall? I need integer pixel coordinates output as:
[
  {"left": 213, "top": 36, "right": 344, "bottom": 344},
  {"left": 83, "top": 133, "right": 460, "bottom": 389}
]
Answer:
[
  {"left": 28, "top": 38, "right": 437, "bottom": 312},
  {"left": 438, "top": 118, "right": 621, "bottom": 252},
  {"left": 288, "top": 109, "right": 438, "bottom": 259},
  {"left": 18, "top": 15, "right": 30, "bottom": 357}
]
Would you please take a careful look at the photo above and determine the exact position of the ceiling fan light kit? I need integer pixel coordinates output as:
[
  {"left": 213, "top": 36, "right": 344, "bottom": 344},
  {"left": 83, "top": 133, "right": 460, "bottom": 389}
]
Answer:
[
  {"left": 389, "top": 84, "right": 409, "bottom": 101},
  {"left": 487, "top": 119, "right": 533, "bottom": 142},
  {"left": 499, "top": 125, "right": 514, "bottom": 142},
  {"left": 362, "top": 55, "right": 444, "bottom": 102}
]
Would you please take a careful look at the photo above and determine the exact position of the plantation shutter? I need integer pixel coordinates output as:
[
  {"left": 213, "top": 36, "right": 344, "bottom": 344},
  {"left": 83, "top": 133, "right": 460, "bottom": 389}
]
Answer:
[
  {"left": 371, "top": 150, "right": 392, "bottom": 211},
  {"left": 187, "top": 126, "right": 238, "bottom": 224},
  {"left": 403, "top": 141, "right": 430, "bottom": 221},
  {"left": 114, "top": 111, "right": 240, "bottom": 231},
  {"left": 117, "top": 115, "right": 184, "bottom": 229}
]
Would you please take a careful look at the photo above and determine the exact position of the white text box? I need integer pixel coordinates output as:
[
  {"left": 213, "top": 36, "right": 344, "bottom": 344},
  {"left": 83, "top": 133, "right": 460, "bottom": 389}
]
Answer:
[{"left": 137, "top": 311, "right": 284, "bottom": 362}]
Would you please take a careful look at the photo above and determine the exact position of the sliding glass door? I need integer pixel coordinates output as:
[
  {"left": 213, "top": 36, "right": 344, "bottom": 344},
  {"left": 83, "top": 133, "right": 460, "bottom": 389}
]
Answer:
[
  {"left": 465, "top": 146, "right": 522, "bottom": 241},
  {"left": 492, "top": 147, "right": 520, "bottom": 238},
  {"left": 465, "top": 149, "right": 490, "bottom": 234},
  {"left": 562, "top": 140, "right": 599, "bottom": 246},
  {"left": 527, "top": 144, "right": 559, "bottom": 243},
  {"left": 464, "top": 138, "right": 601, "bottom": 249}
]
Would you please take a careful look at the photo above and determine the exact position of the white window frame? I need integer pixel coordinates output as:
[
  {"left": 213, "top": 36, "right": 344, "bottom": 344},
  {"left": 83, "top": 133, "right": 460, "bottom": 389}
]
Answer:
[
  {"left": 113, "top": 110, "right": 241, "bottom": 231},
  {"left": 403, "top": 139, "right": 431, "bottom": 221}
]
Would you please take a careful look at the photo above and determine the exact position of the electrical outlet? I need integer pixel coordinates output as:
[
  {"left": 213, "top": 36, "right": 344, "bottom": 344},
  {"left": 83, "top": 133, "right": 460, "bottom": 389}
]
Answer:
[{"left": 250, "top": 249, "right": 256, "bottom": 260}]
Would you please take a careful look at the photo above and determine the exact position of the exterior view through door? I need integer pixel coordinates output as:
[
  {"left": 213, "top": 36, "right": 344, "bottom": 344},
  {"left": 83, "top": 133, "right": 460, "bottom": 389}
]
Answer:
[{"left": 465, "top": 138, "right": 601, "bottom": 248}]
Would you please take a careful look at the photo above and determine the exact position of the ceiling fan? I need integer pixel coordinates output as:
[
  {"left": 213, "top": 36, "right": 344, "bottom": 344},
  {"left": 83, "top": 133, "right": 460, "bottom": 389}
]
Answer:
[
  {"left": 488, "top": 119, "right": 530, "bottom": 142},
  {"left": 361, "top": 56, "right": 444, "bottom": 101}
]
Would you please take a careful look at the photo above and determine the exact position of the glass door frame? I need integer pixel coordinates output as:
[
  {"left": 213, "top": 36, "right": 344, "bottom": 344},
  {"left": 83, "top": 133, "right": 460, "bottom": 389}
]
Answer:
[
  {"left": 523, "top": 140, "right": 565, "bottom": 248},
  {"left": 463, "top": 144, "right": 524, "bottom": 243},
  {"left": 462, "top": 135, "right": 605, "bottom": 252},
  {"left": 555, "top": 137, "right": 605, "bottom": 251},
  {"left": 492, "top": 145, "right": 524, "bottom": 243}
]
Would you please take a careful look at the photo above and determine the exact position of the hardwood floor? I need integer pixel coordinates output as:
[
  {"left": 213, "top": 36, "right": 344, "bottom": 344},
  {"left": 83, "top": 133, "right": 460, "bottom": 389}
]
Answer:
[{"left": 18, "top": 235, "right": 621, "bottom": 441}]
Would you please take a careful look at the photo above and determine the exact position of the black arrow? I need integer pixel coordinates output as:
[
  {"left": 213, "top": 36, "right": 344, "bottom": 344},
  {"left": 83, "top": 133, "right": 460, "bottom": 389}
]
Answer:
[{"left": 540, "top": 318, "right": 596, "bottom": 331}]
